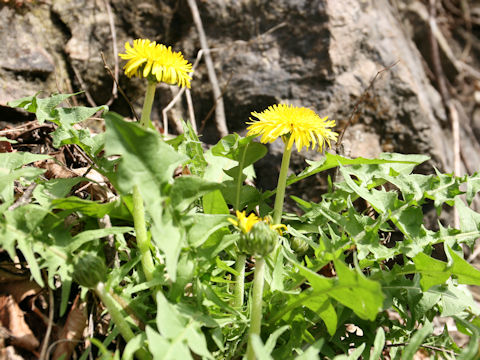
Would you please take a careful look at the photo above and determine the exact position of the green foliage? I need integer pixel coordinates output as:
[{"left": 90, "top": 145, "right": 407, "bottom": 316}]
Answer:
[{"left": 3, "top": 92, "right": 480, "bottom": 359}]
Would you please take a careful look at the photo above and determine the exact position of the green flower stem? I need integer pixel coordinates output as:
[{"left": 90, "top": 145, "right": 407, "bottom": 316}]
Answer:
[
  {"left": 273, "top": 144, "right": 293, "bottom": 225},
  {"left": 140, "top": 81, "right": 157, "bottom": 129},
  {"left": 94, "top": 282, "right": 151, "bottom": 360},
  {"left": 246, "top": 256, "right": 266, "bottom": 360},
  {"left": 133, "top": 185, "right": 155, "bottom": 282},
  {"left": 234, "top": 253, "right": 247, "bottom": 308}
]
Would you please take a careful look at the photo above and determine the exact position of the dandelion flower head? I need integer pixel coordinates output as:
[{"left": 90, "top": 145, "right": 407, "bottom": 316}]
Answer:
[
  {"left": 119, "top": 39, "right": 192, "bottom": 88},
  {"left": 247, "top": 104, "right": 338, "bottom": 152},
  {"left": 229, "top": 211, "right": 287, "bottom": 235},
  {"left": 228, "top": 211, "right": 261, "bottom": 234}
]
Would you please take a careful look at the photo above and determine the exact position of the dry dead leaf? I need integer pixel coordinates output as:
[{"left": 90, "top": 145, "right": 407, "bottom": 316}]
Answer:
[
  {"left": 0, "top": 295, "right": 39, "bottom": 352},
  {"left": 1, "top": 280, "right": 41, "bottom": 304},
  {"left": 52, "top": 295, "right": 87, "bottom": 360}
]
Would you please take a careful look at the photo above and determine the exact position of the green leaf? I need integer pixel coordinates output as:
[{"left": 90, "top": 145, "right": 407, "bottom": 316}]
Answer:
[
  {"left": 251, "top": 334, "right": 274, "bottom": 360},
  {"left": 0, "top": 152, "right": 50, "bottom": 170},
  {"left": 298, "top": 260, "right": 384, "bottom": 321},
  {"left": 295, "top": 339, "right": 323, "bottom": 360},
  {"left": 466, "top": 173, "right": 480, "bottom": 205},
  {"left": 210, "top": 134, "right": 266, "bottom": 208},
  {"left": 10, "top": 93, "right": 79, "bottom": 123},
  {"left": 52, "top": 196, "right": 131, "bottom": 220},
  {"left": 456, "top": 317, "right": 480, "bottom": 360},
  {"left": 270, "top": 152, "right": 429, "bottom": 198},
  {"left": 154, "top": 292, "right": 213, "bottom": 359},
  {"left": 2, "top": 204, "right": 51, "bottom": 285},
  {"left": 170, "top": 176, "right": 222, "bottom": 211},
  {"left": 56, "top": 106, "right": 107, "bottom": 125},
  {"left": 202, "top": 189, "right": 229, "bottom": 214},
  {"left": 400, "top": 321, "right": 433, "bottom": 360},
  {"left": 66, "top": 227, "right": 133, "bottom": 252},
  {"left": 0, "top": 167, "right": 45, "bottom": 207},
  {"left": 370, "top": 327, "right": 385, "bottom": 360},
  {"left": 155, "top": 291, "right": 187, "bottom": 339},
  {"left": 448, "top": 246, "right": 480, "bottom": 286},
  {"left": 413, "top": 252, "right": 450, "bottom": 290},
  {"left": 186, "top": 214, "right": 230, "bottom": 247},
  {"left": 455, "top": 197, "right": 480, "bottom": 236},
  {"left": 33, "top": 178, "right": 85, "bottom": 208},
  {"left": 105, "top": 112, "right": 187, "bottom": 195}
]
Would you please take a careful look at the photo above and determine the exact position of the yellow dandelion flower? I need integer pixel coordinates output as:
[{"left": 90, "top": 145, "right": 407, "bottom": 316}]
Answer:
[
  {"left": 229, "top": 211, "right": 287, "bottom": 235},
  {"left": 264, "top": 215, "right": 287, "bottom": 235},
  {"left": 247, "top": 104, "right": 338, "bottom": 152},
  {"left": 119, "top": 39, "right": 193, "bottom": 88},
  {"left": 228, "top": 210, "right": 261, "bottom": 234}
]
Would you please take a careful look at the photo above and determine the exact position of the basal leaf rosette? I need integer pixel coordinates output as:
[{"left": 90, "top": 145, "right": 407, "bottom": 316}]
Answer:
[
  {"left": 119, "top": 38, "right": 193, "bottom": 88},
  {"left": 247, "top": 104, "right": 338, "bottom": 152}
]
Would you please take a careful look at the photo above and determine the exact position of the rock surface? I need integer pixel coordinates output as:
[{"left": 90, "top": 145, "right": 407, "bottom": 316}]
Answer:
[{"left": 0, "top": 0, "right": 479, "bottom": 189}]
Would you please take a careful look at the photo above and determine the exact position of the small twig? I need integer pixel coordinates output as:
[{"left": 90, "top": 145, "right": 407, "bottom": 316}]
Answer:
[
  {"left": 101, "top": 52, "right": 140, "bottom": 122},
  {"left": 160, "top": 22, "right": 285, "bottom": 135},
  {"left": 38, "top": 286, "right": 54, "bottom": 360},
  {"left": 162, "top": 48, "right": 206, "bottom": 131},
  {"left": 8, "top": 182, "right": 37, "bottom": 211},
  {"left": 336, "top": 61, "right": 399, "bottom": 148},
  {"left": 459, "top": 0, "right": 472, "bottom": 60},
  {"left": 185, "top": 88, "right": 197, "bottom": 133},
  {"left": 102, "top": 0, "right": 118, "bottom": 106},
  {"left": 99, "top": 213, "right": 119, "bottom": 268},
  {"left": 199, "top": 71, "right": 234, "bottom": 134},
  {"left": 187, "top": 0, "right": 229, "bottom": 138},
  {"left": 71, "top": 63, "right": 98, "bottom": 107},
  {"left": 385, "top": 342, "right": 457, "bottom": 356}
]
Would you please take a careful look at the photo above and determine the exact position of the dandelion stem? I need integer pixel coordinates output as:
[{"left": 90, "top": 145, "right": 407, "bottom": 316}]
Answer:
[
  {"left": 246, "top": 257, "right": 266, "bottom": 360},
  {"left": 273, "top": 145, "right": 293, "bottom": 225},
  {"left": 234, "top": 253, "right": 247, "bottom": 308},
  {"left": 133, "top": 185, "right": 155, "bottom": 281},
  {"left": 94, "top": 282, "right": 151, "bottom": 360},
  {"left": 140, "top": 81, "right": 156, "bottom": 129}
]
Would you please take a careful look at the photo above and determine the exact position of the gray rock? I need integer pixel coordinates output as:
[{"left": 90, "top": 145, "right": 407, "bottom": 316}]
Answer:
[{"left": 1, "top": 0, "right": 478, "bottom": 181}]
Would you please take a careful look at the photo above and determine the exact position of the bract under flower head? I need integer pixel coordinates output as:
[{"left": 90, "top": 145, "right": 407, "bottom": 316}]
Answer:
[
  {"left": 247, "top": 104, "right": 338, "bottom": 152},
  {"left": 119, "top": 39, "right": 193, "bottom": 88}
]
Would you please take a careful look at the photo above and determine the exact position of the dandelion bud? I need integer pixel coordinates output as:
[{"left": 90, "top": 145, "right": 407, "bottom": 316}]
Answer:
[
  {"left": 73, "top": 252, "right": 107, "bottom": 288},
  {"left": 290, "top": 237, "right": 309, "bottom": 255},
  {"left": 240, "top": 221, "right": 278, "bottom": 257}
]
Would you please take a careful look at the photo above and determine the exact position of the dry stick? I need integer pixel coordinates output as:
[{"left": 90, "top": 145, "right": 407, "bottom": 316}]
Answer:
[
  {"left": 459, "top": 0, "right": 472, "bottom": 60},
  {"left": 199, "top": 72, "right": 234, "bottom": 134},
  {"left": 187, "top": 0, "right": 229, "bottom": 138},
  {"left": 385, "top": 342, "right": 456, "bottom": 356},
  {"left": 162, "top": 48, "right": 206, "bottom": 132},
  {"left": 429, "top": 0, "right": 460, "bottom": 228},
  {"left": 185, "top": 88, "right": 197, "bottom": 133},
  {"left": 102, "top": 0, "right": 119, "bottom": 106},
  {"left": 161, "top": 22, "right": 285, "bottom": 135},
  {"left": 101, "top": 52, "right": 140, "bottom": 122},
  {"left": 71, "top": 63, "right": 98, "bottom": 107},
  {"left": 38, "top": 286, "right": 54, "bottom": 360},
  {"left": 8, "top": 182, "right": 37, "bottom": 211},
  {"left": 336, "top": 61, "right": 399, "bottom": 148}
]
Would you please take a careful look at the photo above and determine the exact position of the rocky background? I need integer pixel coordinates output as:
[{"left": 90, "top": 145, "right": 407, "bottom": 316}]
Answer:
[{"left": 1, "top": 0, "right": 479, "bottom": 192}]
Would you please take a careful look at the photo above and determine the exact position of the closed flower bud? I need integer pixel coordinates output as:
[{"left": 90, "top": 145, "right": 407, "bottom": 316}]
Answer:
[
  {"left": 290, "top": 236, "right": 309, "bottom": 255},
  {"left": 242, "top": 221, "right": 278, "bottom": 257},
  {"left": 73, "top": 252, "right": 107, "bottom": 288}
]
